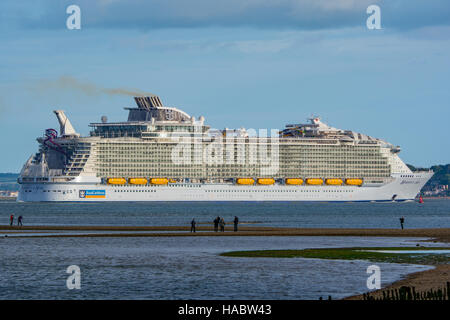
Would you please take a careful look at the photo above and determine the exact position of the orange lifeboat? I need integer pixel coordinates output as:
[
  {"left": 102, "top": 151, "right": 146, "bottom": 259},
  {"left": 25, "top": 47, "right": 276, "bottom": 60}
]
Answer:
[
  {"left": 345, "top": 178, "right": 363, "bottom": 186},
  {"left": 107, "top": 178, "right": 127, "bottom": 185},
  {"left": 150, "top": 178, "right": 169, "bottom": 185},
  {"left": 128, "top": 178, "right": 148, "bottom": 185},
  {"left": 285, "top": 178, "right": 303, "bottom": 185},
  {"left": 306, "top": 178, "right": 323, "bottom": 185},
  {"left": 257, "top": 178, "right": 275, "bottom": 185},
  {"left": 326, "top": 178, "right": 343, "bottom": 186},
  {"left": 236, "top": 178, "right": 255, "bottom": 185}
]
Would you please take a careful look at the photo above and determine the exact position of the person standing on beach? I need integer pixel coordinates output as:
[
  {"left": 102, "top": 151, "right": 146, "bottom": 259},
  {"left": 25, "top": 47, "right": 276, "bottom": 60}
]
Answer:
[
  {"left": 191, "top": 218, "right": 196, "bottom": 233},
  {"left": 233, "top": 216, "right": 239, "bottom": 232},
  {"left": 399, "top": 216, "right": 405, "bottom": 230},
  {"left": 10, "top": 214, "right": 14, "bottom": 226},
  {"left": 213, "top": 217, "right": 220, "bottom": 232},
  {"left": 219, "top": 218, "right": 225, "bottom": 232},
  {"left": 18, "top": 216, "right": 23, "bottom": 227}
]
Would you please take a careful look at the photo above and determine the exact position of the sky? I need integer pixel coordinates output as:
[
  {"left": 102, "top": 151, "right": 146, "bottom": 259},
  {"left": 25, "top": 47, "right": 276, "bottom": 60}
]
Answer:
[{"left": 0, "top": 0, "right": 449, "bottom": 172}]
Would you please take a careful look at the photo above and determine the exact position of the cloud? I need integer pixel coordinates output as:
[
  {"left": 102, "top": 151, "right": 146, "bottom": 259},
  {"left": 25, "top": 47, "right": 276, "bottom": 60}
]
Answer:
[{"left": 3, "top": 0, "right": 449, "bottom": 31}]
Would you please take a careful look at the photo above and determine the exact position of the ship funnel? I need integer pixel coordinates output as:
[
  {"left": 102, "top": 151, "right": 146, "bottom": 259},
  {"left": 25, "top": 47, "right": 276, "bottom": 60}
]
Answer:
[
  {"left": 53, "top": 110, "right": 80, "bottom": 137},
  {"left": 134, "top": 96, "right": 163, "bottom": 110}
]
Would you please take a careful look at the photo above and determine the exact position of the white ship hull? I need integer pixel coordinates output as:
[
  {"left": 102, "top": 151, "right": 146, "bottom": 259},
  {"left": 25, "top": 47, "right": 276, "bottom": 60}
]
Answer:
[{"left": 17, "top": 173, "right": 432, "bottom": 202}]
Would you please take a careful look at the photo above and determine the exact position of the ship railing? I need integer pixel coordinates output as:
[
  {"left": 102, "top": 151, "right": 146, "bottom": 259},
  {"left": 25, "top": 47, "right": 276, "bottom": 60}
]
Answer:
[{"left": 414, "top": 169, "right": 434, "bottom": 173}]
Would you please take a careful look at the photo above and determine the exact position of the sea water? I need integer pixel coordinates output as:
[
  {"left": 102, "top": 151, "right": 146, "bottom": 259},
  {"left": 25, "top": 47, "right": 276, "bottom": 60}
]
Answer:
[
  {"left": 0, "top": 199, "right": 449, "bottom": 228},
  {"left": 0, "top": 235, "right": 440, "bottom": 300},
  {"left": 0, "top": 199, "right": 448, "bottom": 299}
]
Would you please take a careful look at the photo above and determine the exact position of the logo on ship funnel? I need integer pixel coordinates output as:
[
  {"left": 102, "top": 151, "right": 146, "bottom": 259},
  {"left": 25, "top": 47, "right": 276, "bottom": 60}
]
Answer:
[{"left": 79, "top": 190, "right": 105, "bottom": 198}]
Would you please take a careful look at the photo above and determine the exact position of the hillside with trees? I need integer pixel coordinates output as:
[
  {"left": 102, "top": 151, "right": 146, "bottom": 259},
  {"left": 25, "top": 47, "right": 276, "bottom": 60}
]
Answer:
[{"left": 407, "top": 164, "right": 450, "bottom": 196}]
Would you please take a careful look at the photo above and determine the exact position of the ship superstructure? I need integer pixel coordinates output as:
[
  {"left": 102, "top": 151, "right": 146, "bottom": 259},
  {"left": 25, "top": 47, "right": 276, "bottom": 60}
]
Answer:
[{"left": 18, "top": 95, "right": 432, "bottom": 202}]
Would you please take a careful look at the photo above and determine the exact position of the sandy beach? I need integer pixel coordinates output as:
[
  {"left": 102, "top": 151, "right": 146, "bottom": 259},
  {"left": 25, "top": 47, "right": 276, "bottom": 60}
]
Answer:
[{"left": 1, "top": 225, "right": 449, "bottom": 242}]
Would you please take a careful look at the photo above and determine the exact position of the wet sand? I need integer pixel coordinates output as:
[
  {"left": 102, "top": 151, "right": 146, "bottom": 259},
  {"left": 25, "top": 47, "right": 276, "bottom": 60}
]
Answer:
[{"left": 1, "top": 225, "right": 449, "bottom": 242}]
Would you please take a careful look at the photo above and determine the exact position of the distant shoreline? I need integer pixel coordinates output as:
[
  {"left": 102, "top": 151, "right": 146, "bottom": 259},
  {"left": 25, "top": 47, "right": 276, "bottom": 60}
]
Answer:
[
  {"left": 0, "top": 196, "right": 16, "bottom": 200},
  {"left": 422, "top": 196, "right": 450, "bottom": 199}
]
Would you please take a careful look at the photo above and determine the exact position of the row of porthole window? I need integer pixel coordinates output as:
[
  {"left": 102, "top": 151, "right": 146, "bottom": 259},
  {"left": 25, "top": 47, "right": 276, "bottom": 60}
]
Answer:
[
  {"left": 23, "top": 190, "right": 73, "bottom": 193},
  {"left": 205, "top": 189, "right": 354, "bottom": 193},
  {"left": 114, "top": 189, "right": 156, "bottom": 192}
]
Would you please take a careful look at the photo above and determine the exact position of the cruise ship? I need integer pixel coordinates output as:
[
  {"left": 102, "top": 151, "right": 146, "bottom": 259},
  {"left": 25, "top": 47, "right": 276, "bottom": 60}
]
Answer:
[{"left": 17, "top": 95, "right": 432, "bottom": 202}]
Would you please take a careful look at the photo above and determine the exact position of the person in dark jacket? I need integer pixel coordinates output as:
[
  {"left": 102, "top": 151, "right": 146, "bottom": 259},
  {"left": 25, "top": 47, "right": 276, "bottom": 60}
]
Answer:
[
  {"left": 213, "top": 216, "right": 220, "bottom": 232},
  {"left": 399, "top": 216, "right": 405, "bottom": 230},
  {"left": 18, "top": 216, "right": 23, "bottom": 227},
  {"left": 191, "top": 218, "right": 196, "bottom": 233},
  {"left": 233, "top": 216, "right": 239, "bottom": 232},
  {"left": 219, "top": 218, "right": 225, "bottom": 232}
]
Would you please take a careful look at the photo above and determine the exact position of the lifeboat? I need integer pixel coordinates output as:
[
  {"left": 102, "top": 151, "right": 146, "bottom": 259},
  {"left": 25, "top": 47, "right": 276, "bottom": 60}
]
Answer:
[
  {"left": 345, "top": 178, "right": 363, "bottom": 186},
  {"left": 128, "top": 178, "right": 148, "bottom": 185},
  {"left": 150, "top": 178, "right": 169, "bottom": 185},
  {"left": 236, "top": 178, "right": 255, "bottom": 185},
  {"left": 306, "top": 178, "right": 323, "bottom": 185},
  {"left": 107, "top": 178, "right": 127, "bottom": 185},
  {"left": 285, "top": 178, "right": 303, "bottom": 185},
  {"left": 169, "top": 179, "right": 177, "bottom": 183},
  {"left": 257, "top": 178, "right": 275, "bottom": 185},
  {"left": 326, "top": 178, "right": 343, "bottom": 186}
]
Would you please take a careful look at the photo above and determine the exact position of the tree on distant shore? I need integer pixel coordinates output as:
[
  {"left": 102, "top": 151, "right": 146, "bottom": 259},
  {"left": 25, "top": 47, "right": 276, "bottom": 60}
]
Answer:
[{"left": 408, "top": 164, "right": 450, "bottom": 194}]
